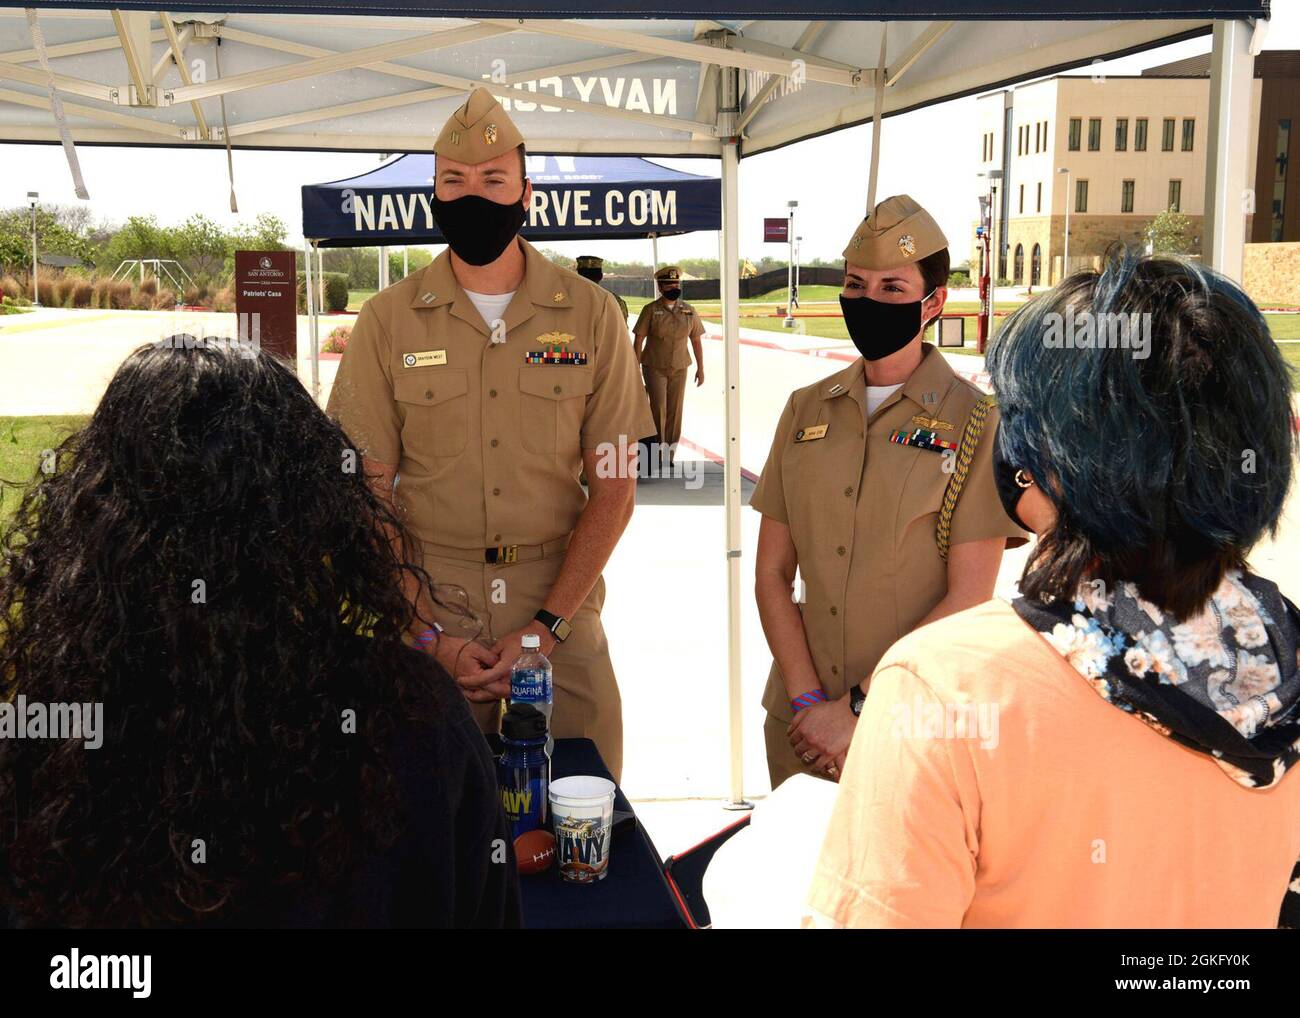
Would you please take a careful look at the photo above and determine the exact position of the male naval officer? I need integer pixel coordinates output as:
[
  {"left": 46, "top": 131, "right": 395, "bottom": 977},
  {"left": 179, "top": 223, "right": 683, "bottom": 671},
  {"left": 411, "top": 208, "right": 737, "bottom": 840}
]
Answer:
[
  {"left": 327, "top": 87, "right": 654, "bottom": 779},
  {"left": 631, "top": 265, "right": 705, "bottom": 466},
  {"left": 575, "top": 255, "right": 630, "bottom": 328}
]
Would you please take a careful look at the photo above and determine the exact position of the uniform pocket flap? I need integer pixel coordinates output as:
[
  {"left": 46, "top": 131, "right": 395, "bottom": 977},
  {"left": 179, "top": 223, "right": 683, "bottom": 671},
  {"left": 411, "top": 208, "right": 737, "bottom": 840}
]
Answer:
[
  {"left": 393, "top": 369, "right": 468, "bottom": 407},
  {"left": 518, "top": 366, "right": 594, "bottom": 401}
]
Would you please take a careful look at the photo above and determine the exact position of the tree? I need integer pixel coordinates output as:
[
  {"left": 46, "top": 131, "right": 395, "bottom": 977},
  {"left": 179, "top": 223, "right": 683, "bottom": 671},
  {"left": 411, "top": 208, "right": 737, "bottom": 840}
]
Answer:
[
  {"left": 173, "top": 214, "right": 228, "bottom": 280},
  {"left": 1144, "top": 208, "right": 1196, "bottom": 255},
  {"left": 0, "top": 206, "right": 95, "bottom": 273},
  {"left": 96, "top": 215, "right": 173, "bottom": 272}
]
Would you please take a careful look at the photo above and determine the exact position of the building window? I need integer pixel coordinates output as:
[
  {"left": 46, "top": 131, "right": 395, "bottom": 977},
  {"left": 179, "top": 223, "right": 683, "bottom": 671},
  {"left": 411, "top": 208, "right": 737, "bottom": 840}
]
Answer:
[
  {"left": 1014, "top": 243, "right": 1025, "bottom": 284},
  {"left": 1076, "top": 179, "right": 1089, "bottom": 213},
  {"left": 1121, "top": 179, "right": 1135, "bottom": 213},
  {"left": 1036, "top": 181, "right": 1042, "bottom": 212},
  {"left": 1272, "top": 118, "right": 1292, "bottom": 242},
  {"left": 1031, "top": 244, "right": 1042, "bottom": 287},
  {"left": 1088, "top": 118, "right": 1101, "bottom": 151},
  {"left": 1168, "top": 179, "right": 1181, "bottom": 212},
  {"left": 1068, "top": 118, "right": 1081, "bottom": 151},
  {"left": 1162, "top": 118, "right": 1175, "bottom": 151},
  {"left": 1019, "top": 184, "right": 1024, "bottom": 214},
  {"left": 1182, "top": 118, "right": 1194, "bottom": 152},
  {"left": 1115, "top": 118, "right": 1128, "bottom": 151},
  {"left": 1135, "top": 118, "right": 1148, "bottom": 151}
]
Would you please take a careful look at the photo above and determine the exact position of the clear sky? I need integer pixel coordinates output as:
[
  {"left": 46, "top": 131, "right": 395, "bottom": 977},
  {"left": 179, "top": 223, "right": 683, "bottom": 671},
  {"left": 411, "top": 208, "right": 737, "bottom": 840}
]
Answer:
[{"left": 4, "top": 5, "right": 1297, "bottom": 270}]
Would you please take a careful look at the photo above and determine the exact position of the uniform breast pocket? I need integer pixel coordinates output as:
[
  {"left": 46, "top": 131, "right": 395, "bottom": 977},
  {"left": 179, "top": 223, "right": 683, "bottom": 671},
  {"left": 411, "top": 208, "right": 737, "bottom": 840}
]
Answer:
[
  {"left": 393, "top": 369, "right": 469, "bottom": 458},
  {"left": 896, "top": 444, "right": 951, "bottom": 531},
  {"left": 518, "top": 366, "right": 594, "bottom": 456}
]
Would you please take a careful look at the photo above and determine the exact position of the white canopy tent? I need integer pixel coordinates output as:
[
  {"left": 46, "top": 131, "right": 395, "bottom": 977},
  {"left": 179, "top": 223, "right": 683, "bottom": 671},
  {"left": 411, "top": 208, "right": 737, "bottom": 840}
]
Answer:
[{"left": 0, "top": 3, "right": 1267, "bottom": 803}]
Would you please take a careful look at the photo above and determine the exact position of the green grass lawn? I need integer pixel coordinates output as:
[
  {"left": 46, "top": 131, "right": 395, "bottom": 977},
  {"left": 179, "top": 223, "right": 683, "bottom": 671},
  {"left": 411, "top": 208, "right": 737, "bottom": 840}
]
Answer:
[
  {"left": 0, "top": 415, "right": 88, "bottom": 524},
  {"left": 346, "top": 289, "right": 378, "bottom": 311}
]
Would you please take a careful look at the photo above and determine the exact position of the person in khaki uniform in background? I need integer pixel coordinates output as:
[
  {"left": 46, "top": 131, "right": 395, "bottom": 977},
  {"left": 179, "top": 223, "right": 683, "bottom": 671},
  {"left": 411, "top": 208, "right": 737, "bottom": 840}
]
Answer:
[
  {"left": 751, "top": 195, "right": 1028, "bottom": 789},
  {"left": 632, "top": 265, "right": 705, "bottom": 464},
  {"left": 575, "top": 255, "right": 629, "bottom": 329},
  {"left": 327, "top": 87, "right": 654, "bottom": 780}
]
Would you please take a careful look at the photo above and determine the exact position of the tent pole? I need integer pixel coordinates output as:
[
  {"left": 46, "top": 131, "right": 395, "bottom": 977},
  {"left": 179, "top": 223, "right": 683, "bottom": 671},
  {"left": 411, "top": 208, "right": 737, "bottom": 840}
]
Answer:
[
  {"left": 650, "top": 232, "right": 659, "bottom": 276},
  {"left": 1203, "top": 19, "right": 1255, "bottom": 282},
  {"left": 719, "top": 68, "right": 751, "bottom": 811},
  {"left": 866, "top": 24, "right": 888, "bottom": 213},
  {"left": 315, "top": 245, "right": 324, "bottom": 315},
  {"left": 306, "top": 240, "right": 320, "bottom": 403}
]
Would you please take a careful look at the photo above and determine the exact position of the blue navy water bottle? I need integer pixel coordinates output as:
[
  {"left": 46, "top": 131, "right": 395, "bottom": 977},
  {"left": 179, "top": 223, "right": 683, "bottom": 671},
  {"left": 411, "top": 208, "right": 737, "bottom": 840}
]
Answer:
[
  {"left": 510, "top": 633, "right": 554, "bottom": 756},
  {"left": 497, "top": 702, "right": 550, "bottom": 839}
]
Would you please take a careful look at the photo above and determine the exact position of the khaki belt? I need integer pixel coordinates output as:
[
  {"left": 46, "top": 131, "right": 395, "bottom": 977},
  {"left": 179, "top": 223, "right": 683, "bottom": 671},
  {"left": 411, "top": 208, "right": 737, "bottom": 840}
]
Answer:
[{"left": 423, "top": 535, "right": 571, "bottom": 565}]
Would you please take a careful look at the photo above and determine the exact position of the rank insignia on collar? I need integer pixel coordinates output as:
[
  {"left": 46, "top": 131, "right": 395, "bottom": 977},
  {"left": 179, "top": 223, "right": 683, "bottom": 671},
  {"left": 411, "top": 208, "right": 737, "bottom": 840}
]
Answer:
[
  {"left": 828, "top": 383, "right": 845, "bottom": 395},
  {"left": 910, "top": 414, "right": 953, "bottom": 432},
  {"left": 889, "top": 427, "right": 957, "bottom": 454},
  {"left": 552, "top": 291, "right": 565, "bottom": 303},
  {"left": 922, "top": 391, "right": 939, "bottom": 405}
]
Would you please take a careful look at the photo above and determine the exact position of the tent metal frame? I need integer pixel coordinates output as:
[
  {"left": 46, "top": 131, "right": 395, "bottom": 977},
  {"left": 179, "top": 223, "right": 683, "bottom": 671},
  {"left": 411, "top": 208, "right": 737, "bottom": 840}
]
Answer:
[{"left": 0, "top": 7, "right": 1263, "bottom": 807}]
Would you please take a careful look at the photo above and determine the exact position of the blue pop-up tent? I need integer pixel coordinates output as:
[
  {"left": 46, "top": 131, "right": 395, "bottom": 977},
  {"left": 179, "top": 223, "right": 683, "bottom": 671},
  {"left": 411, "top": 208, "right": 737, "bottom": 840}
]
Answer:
[{"left": 301, "top": 154, "right": 721, "bottom": 246}]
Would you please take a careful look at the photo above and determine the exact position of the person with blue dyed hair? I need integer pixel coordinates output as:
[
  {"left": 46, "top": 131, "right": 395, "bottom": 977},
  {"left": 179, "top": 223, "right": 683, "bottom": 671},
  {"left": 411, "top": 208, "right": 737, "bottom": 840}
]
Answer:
[{"left": 809, "top": 251, "right": 1300, "bottom": 928}]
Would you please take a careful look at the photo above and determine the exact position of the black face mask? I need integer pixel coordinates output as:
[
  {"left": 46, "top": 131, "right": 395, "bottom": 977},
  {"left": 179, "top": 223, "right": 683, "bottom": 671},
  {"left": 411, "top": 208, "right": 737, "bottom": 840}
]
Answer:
[
  {"left": 661, "top": 287, "right": 682, "bottom": 301},
  {"left": 990, "top": 427, "right": 1032, "bottom": 531},
  {"left": 839, "top": 290, "right": 933, "bottom": 361},
  {"left": 431, "top": 187, "right": 527, "bottom": 266},
  {"left": 577, "top": 268, "right": 603, "bottom": 284}
]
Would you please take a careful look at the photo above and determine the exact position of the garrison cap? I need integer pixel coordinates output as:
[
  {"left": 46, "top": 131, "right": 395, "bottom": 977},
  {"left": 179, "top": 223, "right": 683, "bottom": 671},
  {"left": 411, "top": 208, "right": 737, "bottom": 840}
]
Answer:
[
  {"left": 654, "top": 265, "right": 682, "bottom": 282},
  {"left": 842, "top": 195, "right": 948, "bottom": 270},
  {"left": 433, "top": 86, "right": 525, "bottom": 164},
  {"left": 576, "top": 255, "right": 604, "bottom": 270}
]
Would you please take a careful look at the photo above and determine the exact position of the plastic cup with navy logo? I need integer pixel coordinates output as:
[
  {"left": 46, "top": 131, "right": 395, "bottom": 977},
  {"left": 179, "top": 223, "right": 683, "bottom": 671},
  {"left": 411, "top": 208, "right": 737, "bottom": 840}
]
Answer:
[{"left": 549, "top": 775, "right": 616, "bottom": 883}]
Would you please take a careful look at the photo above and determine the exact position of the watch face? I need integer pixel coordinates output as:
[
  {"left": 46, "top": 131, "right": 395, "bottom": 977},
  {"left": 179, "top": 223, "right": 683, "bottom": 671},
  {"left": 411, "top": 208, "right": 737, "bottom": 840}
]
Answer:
[{"left": 554, "top": 619, "right": 573, "bottom": 642}]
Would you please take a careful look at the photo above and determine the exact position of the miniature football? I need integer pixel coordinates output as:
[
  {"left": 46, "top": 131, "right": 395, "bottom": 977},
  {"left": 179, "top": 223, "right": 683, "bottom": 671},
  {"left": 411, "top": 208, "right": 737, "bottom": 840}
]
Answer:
[{"left": 515, "top": 829, "right": 556, "bottom": 875}]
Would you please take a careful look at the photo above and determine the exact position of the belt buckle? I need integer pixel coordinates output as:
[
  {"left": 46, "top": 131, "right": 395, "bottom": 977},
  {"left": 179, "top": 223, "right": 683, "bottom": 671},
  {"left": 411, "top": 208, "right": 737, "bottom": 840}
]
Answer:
[{"left": 487, "top": 544, "right": 518, "bottom": 564}]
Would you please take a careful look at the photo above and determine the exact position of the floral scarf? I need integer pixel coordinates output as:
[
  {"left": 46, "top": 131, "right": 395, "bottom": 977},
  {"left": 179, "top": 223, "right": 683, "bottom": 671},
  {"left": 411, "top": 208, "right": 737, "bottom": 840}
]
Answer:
[{"left": 1011, "top": 570, "right": 1300, "bottom": 928}]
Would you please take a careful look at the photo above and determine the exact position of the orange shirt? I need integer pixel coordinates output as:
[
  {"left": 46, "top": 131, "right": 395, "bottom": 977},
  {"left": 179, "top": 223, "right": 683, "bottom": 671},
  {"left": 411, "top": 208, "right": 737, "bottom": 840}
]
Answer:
[{"left": 809, "top": 598, "right": 1300, "bottom": 928}]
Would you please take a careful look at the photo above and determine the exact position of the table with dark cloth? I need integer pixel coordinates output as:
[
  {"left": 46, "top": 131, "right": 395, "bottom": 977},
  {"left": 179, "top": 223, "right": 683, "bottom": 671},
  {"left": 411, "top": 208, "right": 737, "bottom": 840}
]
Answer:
[{"left": 488, "top": 736, "right": 685, "bottom": 930}]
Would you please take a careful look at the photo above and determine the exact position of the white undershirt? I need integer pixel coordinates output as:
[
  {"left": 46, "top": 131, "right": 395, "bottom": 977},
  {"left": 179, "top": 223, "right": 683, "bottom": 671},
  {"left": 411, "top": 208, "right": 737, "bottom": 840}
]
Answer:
[
  {"left": 463, "top": 288, "right": 516, "bottom": 329},
  {"left": 864, "top": 383, "right": 904, "bottom": 417}
]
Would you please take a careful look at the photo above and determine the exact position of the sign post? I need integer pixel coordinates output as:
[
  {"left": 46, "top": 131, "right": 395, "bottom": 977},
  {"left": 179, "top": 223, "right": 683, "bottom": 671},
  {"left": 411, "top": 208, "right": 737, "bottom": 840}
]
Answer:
[{"left": 234, "top": 250, "right": 298, "bottom": 363}]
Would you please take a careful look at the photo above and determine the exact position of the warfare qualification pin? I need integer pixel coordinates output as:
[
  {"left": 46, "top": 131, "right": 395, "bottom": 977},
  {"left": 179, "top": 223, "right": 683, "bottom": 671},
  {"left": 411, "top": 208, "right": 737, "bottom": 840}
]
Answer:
[
  {"left": 484, "top": 123, "right": 498, "bottom": 145},
  {"left": 898, "top": 234, "right": 916, "bottom": 257}
]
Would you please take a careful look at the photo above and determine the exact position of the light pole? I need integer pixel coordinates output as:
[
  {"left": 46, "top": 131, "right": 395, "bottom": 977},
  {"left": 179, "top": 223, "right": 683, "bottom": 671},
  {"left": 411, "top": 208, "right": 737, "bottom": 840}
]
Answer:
[
  {"left": 783, "top": 200, "right": 798, "bottom": 328},
  {"left": 27, "top": 191, "right": 39, "bottom": 307},
  {"left": 976, "top": 170, "right": 1001, "bottom": 352},
  {"left": 793, "top": 234, "right": 802, "bottom": 308},
  {"left": 1058, "top": 166, "right": 1071, "bottom": 283}
]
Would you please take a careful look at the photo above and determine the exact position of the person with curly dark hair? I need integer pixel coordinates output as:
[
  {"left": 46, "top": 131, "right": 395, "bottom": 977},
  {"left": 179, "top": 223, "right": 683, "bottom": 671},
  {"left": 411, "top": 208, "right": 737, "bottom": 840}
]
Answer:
[{"left": 0, "top": 339, "right": 520, "bottom": 928}]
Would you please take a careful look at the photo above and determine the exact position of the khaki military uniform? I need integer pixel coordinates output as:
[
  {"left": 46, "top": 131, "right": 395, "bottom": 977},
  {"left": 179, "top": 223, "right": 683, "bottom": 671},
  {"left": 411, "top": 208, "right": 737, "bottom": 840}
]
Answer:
[
  {"left": 612, "top": 291, "right": 630, "bottom": 327},
  {"left": 751, "top": 345, "right": 1028, "bottom": 787},
  {"left": 632, "top": 296, "right": 703, "bottom": 451},
  {"left": 327, "top": 238, "right": 654, "bottom": 779}
]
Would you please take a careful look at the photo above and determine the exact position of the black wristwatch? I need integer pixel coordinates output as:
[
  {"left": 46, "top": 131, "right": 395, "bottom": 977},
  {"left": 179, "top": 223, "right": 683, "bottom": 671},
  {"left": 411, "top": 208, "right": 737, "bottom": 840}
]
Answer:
[
  {"left": 849, "top": 683, "right": 866, "bottom": 717},
  {"left": 534, "top": 609, "right": 572, "bottom": 643}
]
